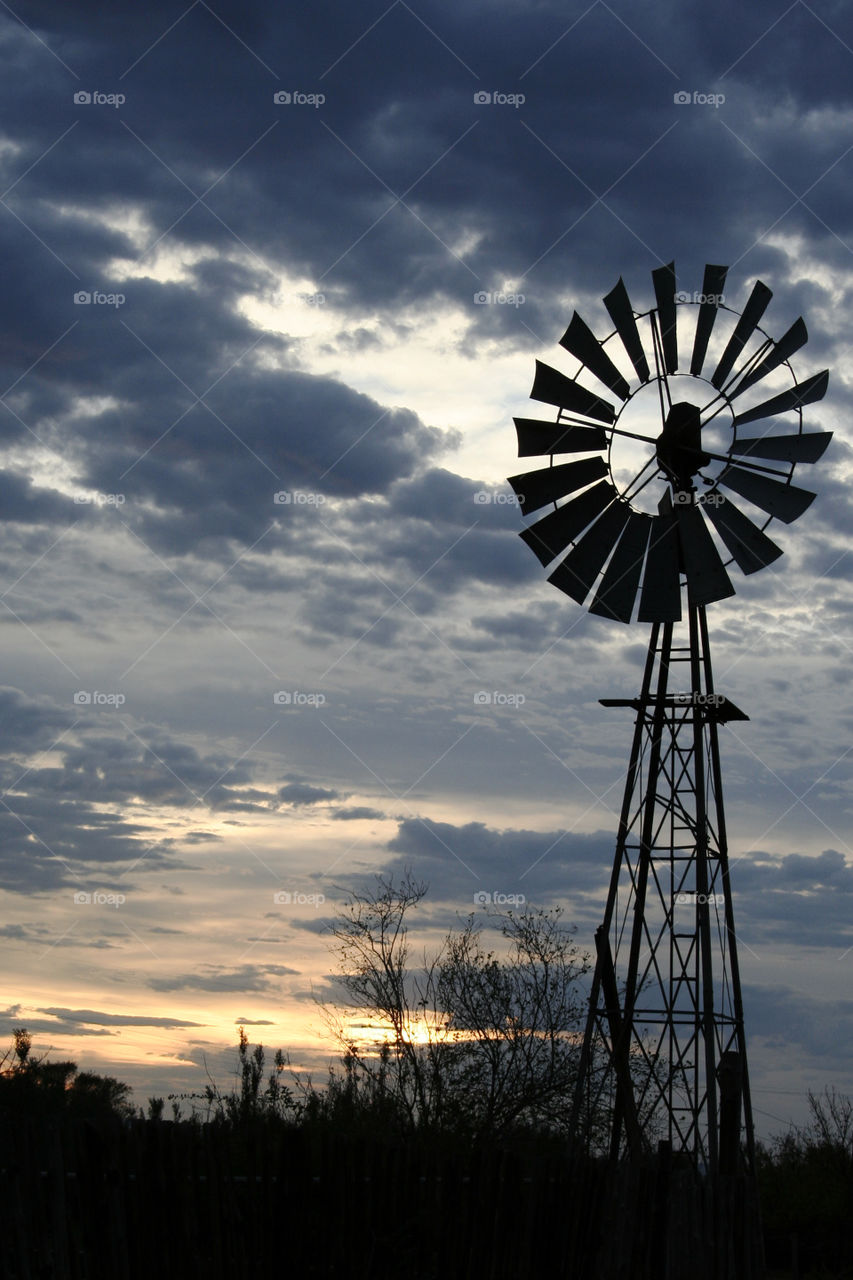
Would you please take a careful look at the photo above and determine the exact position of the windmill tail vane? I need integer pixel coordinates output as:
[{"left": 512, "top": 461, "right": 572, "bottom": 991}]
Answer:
[{"left": 509, "top": 263, "right": 831, "bottom": 1179}]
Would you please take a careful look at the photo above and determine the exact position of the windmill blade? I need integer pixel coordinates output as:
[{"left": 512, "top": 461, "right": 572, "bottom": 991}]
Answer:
[
  {"left": 729, "top": 317, "right": 808, "bottom": 398},
  {"left": 589, "top": 512, "right": 651, "bottom": 622},
  {"left": 717, "top": 465, "right": 815, "bottom": 524},
  {"left": 652, "top": 261, "right": 678, "bottom": 374},
  {"left": 514, "top": 417, "right": 607, "bottom": 457},
  {"left": 730, "top": 432, "right": 832, "bottom": 464},
  {"left": 547, "top": 501, "right": 631, "bottom": 601},
  {"left": 675, "top": 502, "right": 736, "bottom": 607},
  {"left": 732, "top": 369, "right": 829, "bottom": 425},
  {"left": 638, "top": 512, "right": 682, "bottom": 623},
  {"left": 508, "top": 457, "right": 609, "bottom": 515},
  {"left": 711, "top": 280, "right": 772, "bottom": 389},
  {"left": 559, "top": 312, "right": 631, "bottom": 400},
  {"left": 531, "top": 360, "right": 615, "bottom": 423},
  {"left": 603, "top": 276, "right": 650, "bottom": 383},
  {"left": 690, "top": 264, "right": 728, "bottom": 376},
  {"left": 702, "top": 493, "right": 783, "bottom": 575},
  {"left": 520, "top": 481, "right": 616, "bottom": 565}
]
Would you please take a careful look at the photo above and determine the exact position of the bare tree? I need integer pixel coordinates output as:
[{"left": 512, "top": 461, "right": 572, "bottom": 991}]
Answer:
[
  {"left": 802, "top": 1086, "right": 853, "bottom": 1156},
  {"left": 437, "top": 906, "right": 590, "bottom": 1134},
  {"left": 326, "top": 871, "right": 444, "bottom": 1129},
  {"left": 325, "top": 871, "right": 591, "bottom": 1139}
]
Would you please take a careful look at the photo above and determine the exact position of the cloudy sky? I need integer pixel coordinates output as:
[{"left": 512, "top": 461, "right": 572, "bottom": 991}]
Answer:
[{"left": 0, "top": 0, "right": 852, "bottom": 1136}]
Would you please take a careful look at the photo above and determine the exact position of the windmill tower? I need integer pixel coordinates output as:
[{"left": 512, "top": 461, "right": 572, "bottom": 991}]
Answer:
[{"left": 509, "top": 263, "right": 831, "bottom": 1177}]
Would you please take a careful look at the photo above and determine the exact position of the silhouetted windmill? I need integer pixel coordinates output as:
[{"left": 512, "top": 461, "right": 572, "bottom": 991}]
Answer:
[{"left": 509, "top": 263, "right": 831, "bottom": 1177}]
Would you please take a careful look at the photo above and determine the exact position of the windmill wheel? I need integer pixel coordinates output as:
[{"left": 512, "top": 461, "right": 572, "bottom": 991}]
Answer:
[{"left": 509, "top": 263, "right": 832, "bottom": 622}]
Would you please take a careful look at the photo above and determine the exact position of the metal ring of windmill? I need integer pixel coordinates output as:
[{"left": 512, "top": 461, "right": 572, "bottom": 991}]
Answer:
[{"left": 508, "top": 264, "right": 831, "bottom": 1230}]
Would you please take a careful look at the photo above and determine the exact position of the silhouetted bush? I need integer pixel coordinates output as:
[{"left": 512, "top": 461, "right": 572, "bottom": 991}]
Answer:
[{"left": 0, "top": 1027, "right": 134, "bottom": 1121}]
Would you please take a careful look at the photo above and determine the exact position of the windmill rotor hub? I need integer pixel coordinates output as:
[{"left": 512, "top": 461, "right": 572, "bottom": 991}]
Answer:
[{"left": 656, "top": 400, "right": 710, "bottom": 491}]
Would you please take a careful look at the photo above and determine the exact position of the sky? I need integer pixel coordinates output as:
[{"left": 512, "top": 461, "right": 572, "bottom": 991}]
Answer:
[{"left": 0, "top": 0, "right": 852, "bottom": 1138}]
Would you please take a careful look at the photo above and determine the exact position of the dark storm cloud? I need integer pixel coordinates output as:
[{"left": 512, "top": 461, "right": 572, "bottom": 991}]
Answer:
[
  {"left": 37, "top": 1006, "right": 205, "bottom": 1028},
  {"left": 467, "top": 602, "right": 570, "bottom": 648},
  {"left": 331, "top": 805, "right": 387, "bottom": 820},
  {"left": 0, "top": 794, "right": 161, "bottom": 893},
  {"left": 0, "top": 470, "right": 82, "bottom": 525},
  {"left": 36, "top": 731, "right": 257, "bottom": 804},
  {"left": 148, "top": 963, "right": 298, "bottom": 993},
  {"left": 383, "top": 815, "right": 615, "bottom": 909},
  {"left": 800, "top": 460, "right": 853, "bottom": 551},
  {"left": 0, "top": 686, "right": 73, "bottom": 752},
  {"left": 288, "top": 916, "right": 335, "bottom": 936},
  {"left": 9, "top": 0, "right": 852, "bottom": 316},
  {"left": 732, "top": 847, "right": 853, "bottom": 949},
  {"left": 0, "top": 1015, "right": 111, "bottom": 1039},
  {"left": 0, "top": 688, "right": 285, "bottom": 892},
  {"left": 74, "top": 364, "right": 455, "bottom": 556},
  {"left": 379, "top": 470, "right": 534, "bottom": 586},
  {"left": 11, "top": 286, "right": 456, "bottom": 556},
  {"left": 0, "top": 138, "right": 456, "bottom": 562},
  {"left": 0, "top": 923, "right": 123, "bottom": 951},
  {"left": 287, "top": 470, "right": 538, "bottom": 646},
  {"left": 277, "top": 782, "right": 339, "bottom": 805},
  {"left": 744, "top": 983, "right": 853, "bottom": 1063},
  {"left": 289, "top": 974, "right": 348, "bottom": 1004},
  {"left": 2, "top": 1, "right": 851, "bottom": 586}
]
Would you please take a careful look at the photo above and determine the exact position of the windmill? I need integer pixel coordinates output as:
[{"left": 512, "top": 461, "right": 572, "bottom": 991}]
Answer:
[{"left": 508, "top": 263, "right": 831, "bottom": 1177}]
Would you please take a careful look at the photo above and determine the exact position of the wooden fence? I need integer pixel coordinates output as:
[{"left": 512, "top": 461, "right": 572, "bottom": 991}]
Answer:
[{"left": 0, "top": 1118, "right": 764, "bottom": 1279}]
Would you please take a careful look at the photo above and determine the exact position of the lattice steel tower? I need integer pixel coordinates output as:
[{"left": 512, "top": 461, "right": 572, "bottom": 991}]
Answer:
[{"left": 509, "top": 262, "right": 831, "bottom": 1175}]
